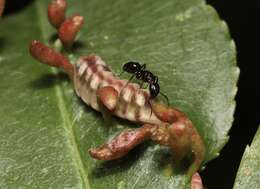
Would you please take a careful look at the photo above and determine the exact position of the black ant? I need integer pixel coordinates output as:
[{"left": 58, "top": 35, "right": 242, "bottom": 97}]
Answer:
[{"left": 122, "top": 61, "right": 169, "bottom": 106}]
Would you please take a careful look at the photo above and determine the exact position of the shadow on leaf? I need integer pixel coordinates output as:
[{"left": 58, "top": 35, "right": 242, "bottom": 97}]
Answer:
[
  {"left": 90, "top": 143, "right": 149, "bottom": 178},
  {"left": 29, "top": 72, "right": 69, "bottom": 89},
  {"left": 0, "top": 37, "right": 6, "bottom": 53},
  {"left": 48, "top": 33, "right": 59, "bottom": 44},
  {"left": 4, "top": 0, "right": 35, "bottom": 16},
  {"left": 71, "top": 41, "right": 86, "bottom": 52},
  {"left": 48, "top": 33, "right": 86, "bottom": 53},
  {"left": 153, "top": 147, "right": 195, "bottom": 176}
]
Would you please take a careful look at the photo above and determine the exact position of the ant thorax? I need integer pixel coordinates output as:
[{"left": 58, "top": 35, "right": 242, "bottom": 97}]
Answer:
[{"left": 73, "top": 55, "right": 163, "bottom": 125}]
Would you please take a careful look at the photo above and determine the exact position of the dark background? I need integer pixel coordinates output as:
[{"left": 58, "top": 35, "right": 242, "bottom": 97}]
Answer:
[
  {"left": 3, "top": 0, "right": 259, "bottom": 188},
  {"left": 202, "top": 1, "right": 259, "bottom": 188}
]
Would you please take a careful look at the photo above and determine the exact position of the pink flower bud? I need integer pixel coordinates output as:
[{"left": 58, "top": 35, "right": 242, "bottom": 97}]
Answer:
[
  {"left": 48, "top": 0, "right": 67, "bottom": 28},
  {"left": 29, "top": 40, "right": 73, "bottom": 77},
  {"left": 58, "top": 14, "right": 84, "bottom": 48}
]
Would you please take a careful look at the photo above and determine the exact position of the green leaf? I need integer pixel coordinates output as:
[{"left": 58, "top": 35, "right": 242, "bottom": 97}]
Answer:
[
  {"left": 0, "top": 0, "right": 238, "bottom": 188},
  {"left": 233, "top": 127, "right": 260, "bottom": 189}
]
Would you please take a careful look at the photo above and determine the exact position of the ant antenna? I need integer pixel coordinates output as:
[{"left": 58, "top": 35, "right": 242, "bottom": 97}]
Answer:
[
  {"left": 124, "top": 74, "right": 135, "bottom": 87},
  {"left": 160, "top": 91, "right": 170, "bottom": 106}
]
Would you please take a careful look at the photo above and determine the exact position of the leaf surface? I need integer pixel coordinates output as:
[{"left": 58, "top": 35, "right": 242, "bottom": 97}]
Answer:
[
  {"left": 0, "top": 0, "right": 238, "bottom": 188},
  {"left": 233, "top": 126, "right": 260, "bottom": 189}
]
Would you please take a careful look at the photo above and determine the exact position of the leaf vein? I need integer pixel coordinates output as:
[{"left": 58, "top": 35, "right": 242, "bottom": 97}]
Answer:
[{"left": 35, "top": 1, "right": 90, "bottom": 188}]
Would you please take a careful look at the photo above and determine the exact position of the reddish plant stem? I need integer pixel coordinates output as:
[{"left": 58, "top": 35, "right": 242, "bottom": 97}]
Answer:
[
  {"left": 29, "top": 40, "right": 74, "bottom": 77},
  {"left": 58, "top": 14, "right": 84, "bottom": 48},
  {"left": 90, "top": 122, "right": 189, "bottom": 158},
  {"left": 89, "top": 122, "right": 190, "bottom": 162},
  {"left": 90, "top": 100, "right": 205, "bottom": 176},
  {"left": 89, "top": 125, "right": 153, "bottom": 160},
  {"left": 151, "top": 101, "right": 205, "bottom": 176},
  {"left": 0, "top": 0, "right": 5, "bottom": 17},
  {"left": 48, "top": 0, "right": 67, "bottom": 28}
]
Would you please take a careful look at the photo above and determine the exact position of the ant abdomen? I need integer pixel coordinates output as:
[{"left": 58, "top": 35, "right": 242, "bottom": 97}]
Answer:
[{"left": 149, "top": 83, "right": 160, "bottom": 98}]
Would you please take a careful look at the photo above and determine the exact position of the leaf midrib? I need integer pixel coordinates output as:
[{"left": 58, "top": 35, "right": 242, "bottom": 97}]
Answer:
[{"left": 35, "top": 1, "right": 90, "bottom": 188}]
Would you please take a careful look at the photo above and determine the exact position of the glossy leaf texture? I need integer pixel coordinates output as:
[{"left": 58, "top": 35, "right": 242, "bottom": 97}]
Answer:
[
  {"left": 0, "top": 0, "right": 239, "bottom": 188},
  {"left": 233, "top": 126, "right": 260, "bottom": 189}
]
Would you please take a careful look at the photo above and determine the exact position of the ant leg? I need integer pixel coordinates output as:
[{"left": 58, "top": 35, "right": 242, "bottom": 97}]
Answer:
[
  {"left": 154, "top": 76, "right": 158, "bottom": 84},
  {"left": 160, "top": 91, "right": 170, "bottom": 106},
  {"left": 117, "top": 70, "right": 124, "bottom": 77},
  {"left": 141, "top": 64, "right": 146, "bottom": 70},
  {"left": 148, "top": 99, "right": 153, "bottom": 118},
  {"left": 120, "top": 74, "right": 135, "bottom": 92},
  {"left": 139, "top": 81, "right": 144, "bottom": 89},
  {"left": 117, "top": 62, "right": 128, "bottom": 77},
  {"left": 140, "top": 82, "right": 150, "bottom": 89},
  {"left": 128, "top": 74, "right": 135, "bottom": 83},
  {"left": 152, "top": 75, "right": 169, "bottom": 106}
]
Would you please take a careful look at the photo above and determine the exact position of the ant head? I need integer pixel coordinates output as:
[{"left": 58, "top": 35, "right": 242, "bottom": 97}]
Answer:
[
  {"left": 123, "top": 61, "right": 141, "bottom": 74},
  {"left": 149, "top": 82, "right": 160, "bottom": 98}
]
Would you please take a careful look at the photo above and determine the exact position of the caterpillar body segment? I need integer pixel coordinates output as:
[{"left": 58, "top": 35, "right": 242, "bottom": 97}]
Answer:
[{"left": 74, "top": 55, "right": 163, "bottom": 125}]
